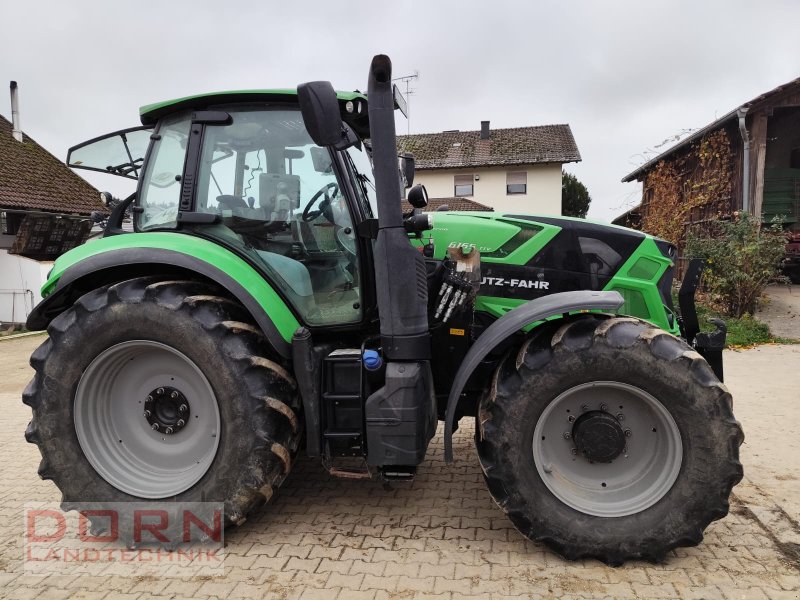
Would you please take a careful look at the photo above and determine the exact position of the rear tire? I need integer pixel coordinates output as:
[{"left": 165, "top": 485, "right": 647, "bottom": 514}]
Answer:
[
  {"left": 476, "top": 316, "right": 744, "bottom": 565},
  {"left": 23, "top": 277, "right": 302, "bottom": 538}
]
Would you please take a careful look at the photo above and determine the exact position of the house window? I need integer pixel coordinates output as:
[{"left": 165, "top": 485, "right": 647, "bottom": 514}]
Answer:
[
  {"left": 454, "top": 174, "right": 474, "bottom": 197},
  {"left": 0, "top": 211, "right": 22, "bottom": 235},
  {"left": 506, "top": 171, "right": 527, "bottom": 195}
]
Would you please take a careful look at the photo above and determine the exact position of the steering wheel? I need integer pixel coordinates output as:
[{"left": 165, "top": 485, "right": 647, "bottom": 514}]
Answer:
[{"left": 302, "top": 182, "right": 339, "bottom": 222}]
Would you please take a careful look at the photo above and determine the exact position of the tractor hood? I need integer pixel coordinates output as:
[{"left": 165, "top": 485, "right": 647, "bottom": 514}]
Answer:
[
  {"left": 416, "top": 211, "right": 649, "bottom": 264},
  {"left": 413, "top": 211, "right": 677, "bottom": 333}
]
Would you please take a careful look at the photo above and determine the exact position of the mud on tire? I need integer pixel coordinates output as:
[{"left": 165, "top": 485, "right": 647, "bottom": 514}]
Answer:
[
  {"left": 23, "top": 277, "right": 302, "bottom": 540},
  {"left": 476, "top": 316, "right": 744, "bottom": 565}
]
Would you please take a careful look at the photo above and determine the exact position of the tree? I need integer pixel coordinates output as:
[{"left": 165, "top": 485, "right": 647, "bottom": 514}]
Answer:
[{"left": 562, "top": 172, "right": 591, "bottom": 218}]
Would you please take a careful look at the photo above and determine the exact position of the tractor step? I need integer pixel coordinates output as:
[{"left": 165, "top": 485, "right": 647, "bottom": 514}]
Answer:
[
  {"left": 381, "top": 466, "right": 417, "bottom": 481},
  {"left": 324, "top": 456, "right": 372, "bottom": 479}
]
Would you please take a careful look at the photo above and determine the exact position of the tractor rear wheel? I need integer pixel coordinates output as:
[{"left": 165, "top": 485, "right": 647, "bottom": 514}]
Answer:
[
  {"left": 23, "top": 277, "right": 301, "bottom": 538},
  {"left": 476, "top": 316, "right": 744, "bottom": 565}
]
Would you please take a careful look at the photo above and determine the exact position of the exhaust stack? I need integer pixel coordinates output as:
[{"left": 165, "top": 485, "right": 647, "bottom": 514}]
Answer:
[{"left": 10, "top": 81, "right": 22, "bottom": 142}]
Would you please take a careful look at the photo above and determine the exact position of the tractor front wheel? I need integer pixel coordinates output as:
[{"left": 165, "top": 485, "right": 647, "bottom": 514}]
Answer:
[{"left": 476, "top": 316, "right": 744, "bottom": 565}]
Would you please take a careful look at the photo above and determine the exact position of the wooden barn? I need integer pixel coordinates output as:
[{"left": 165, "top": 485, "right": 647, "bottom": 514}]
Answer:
[{"left": 619, "top": 76, "right": 800, "bottom": 245}]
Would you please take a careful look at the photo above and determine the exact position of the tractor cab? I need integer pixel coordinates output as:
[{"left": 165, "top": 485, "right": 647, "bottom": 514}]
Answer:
[{"left": 67, "top": 93, "right": 389, "bottom": 329}]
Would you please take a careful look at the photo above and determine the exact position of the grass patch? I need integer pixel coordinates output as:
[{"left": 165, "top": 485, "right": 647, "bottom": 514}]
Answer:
[
  {"left": 0, "top": 326, "right": 27, "bottom": 338},
  {"left": 695, "top": 302, "right": 795, "bottom": 347}
]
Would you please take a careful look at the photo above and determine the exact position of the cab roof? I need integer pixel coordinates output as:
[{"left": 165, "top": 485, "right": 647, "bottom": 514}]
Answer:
[{"left": 139, "top": 89, "right": 369, "bottom": 135}]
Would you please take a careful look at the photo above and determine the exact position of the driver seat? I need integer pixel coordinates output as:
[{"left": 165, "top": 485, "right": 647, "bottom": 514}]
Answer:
[{"left": 260, "top": 173, "right": 300, "bottom": 222}]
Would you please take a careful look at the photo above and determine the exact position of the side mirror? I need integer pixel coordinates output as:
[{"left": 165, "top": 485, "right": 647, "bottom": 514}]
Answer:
[
  {"left": 400, "top": 153, "right": 415, "bottom": 188},
  {"left": 407, "top": 184, "right": 428, "bottom": 209},
  {"left": 298, "top": 81, "right": 345, "bottom": 147}
]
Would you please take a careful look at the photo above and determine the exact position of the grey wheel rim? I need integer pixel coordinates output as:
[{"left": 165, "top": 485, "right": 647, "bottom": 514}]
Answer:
[
  {"left": 74, "top": 340, "right": 221, "bottom": 499},
  {"left": 532, "top": 381, "right": 682, "bottom": 517}
]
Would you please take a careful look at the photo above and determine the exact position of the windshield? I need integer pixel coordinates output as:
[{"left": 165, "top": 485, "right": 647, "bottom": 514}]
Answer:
[
  {"left": 346, "top": 144, "right": 378, "bottom": 217},
  {"left": 137, "top": 112, "right": 191, "bottom": 230}
]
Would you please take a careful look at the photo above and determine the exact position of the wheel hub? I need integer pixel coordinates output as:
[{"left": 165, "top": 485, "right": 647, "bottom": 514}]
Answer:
[
  {"left": 572, "top": 410, "right": 626, "bottom": 462},
  {"left": 144, "top": 386, "right": 190, "bottom": 434}
]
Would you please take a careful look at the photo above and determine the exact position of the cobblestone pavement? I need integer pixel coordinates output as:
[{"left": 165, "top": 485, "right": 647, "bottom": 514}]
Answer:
[{"left": 1, "top": 335, "right": 798, "bottom": 599}]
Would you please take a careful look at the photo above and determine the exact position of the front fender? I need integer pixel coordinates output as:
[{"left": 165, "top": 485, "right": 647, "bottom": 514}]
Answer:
[
  {"left": 443, "top": 290, "right": 624, "bottom": 462},
  {"left": 27, "top": 233, "right": 300, "bottom": 359}
]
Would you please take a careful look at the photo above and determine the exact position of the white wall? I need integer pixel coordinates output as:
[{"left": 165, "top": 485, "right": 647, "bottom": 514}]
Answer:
[
  {"left": 413, "top": 164, "right": 563, "bottom": 215},
  {"left": 0, "top": 250, "right": 52, "bottom": 325}
]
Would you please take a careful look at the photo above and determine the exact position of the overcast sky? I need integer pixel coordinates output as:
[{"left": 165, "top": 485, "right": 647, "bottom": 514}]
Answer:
[{"left": 2, "top": 0, "right": 799, "bottom": 220}]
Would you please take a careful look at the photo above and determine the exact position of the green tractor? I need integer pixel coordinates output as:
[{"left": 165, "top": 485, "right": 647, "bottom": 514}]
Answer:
[{"left": 23, "top": 55, "right": 742, "bottom": 564}]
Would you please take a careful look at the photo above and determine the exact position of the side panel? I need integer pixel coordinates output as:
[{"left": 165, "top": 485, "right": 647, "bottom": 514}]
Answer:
[
  {"left": 33, "top": 233, "right": 300, "bottom": 356},
  {"left": 603, "top": 237, "right": 676, "bottom": 333}
]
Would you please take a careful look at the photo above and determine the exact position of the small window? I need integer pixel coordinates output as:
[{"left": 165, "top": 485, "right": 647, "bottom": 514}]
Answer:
[
  {"left": 1, "top": 212, "right": 22, "bottom": 235},
  {"left": 454, "top": 174, "right": 474, "bottom": 197},
  {"left": 506, "top": 171, "right": 527, "bottom": 195},
  {"left": 790, "top": 147, "right": 800, "bottom": 169}
]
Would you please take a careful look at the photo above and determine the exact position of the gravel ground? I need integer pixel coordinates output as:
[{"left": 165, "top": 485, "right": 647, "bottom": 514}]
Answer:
[{"left": 758, "top": 285, "right": 800, "bottom": 340}]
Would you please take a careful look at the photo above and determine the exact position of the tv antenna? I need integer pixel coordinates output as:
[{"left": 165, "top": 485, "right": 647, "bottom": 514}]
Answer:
[{"left": 392, "top": 70, "right": 419, "bottom": 134}]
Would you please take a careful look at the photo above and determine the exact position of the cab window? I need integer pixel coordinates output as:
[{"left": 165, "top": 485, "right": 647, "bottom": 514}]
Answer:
[{"left": 194, "top": 107, "right": 361, "bottom": 327}]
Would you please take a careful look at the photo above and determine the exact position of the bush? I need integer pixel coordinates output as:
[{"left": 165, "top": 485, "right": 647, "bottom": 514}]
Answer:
[{"left": 685, "top": 214, "right": 787, "bottom": 318}]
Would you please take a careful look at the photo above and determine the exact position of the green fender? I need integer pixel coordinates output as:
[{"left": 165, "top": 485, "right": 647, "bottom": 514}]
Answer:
[{"left": 27, "top": 232, "right": 300, "bottom": 359}]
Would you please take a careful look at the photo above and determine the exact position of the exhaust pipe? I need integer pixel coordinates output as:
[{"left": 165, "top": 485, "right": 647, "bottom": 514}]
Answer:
[
  {"left": 366, "top": 54, "right": 429, "bottom": 357},
  {"left": 364, "top": 55, "right": 435, "bottom": 468},
  {"left": 10, "top": 81, "right": 22, "bottom": 142}
]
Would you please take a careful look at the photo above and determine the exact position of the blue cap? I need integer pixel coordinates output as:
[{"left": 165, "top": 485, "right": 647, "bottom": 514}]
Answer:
[{"left": 363, "top": 349, "right": 382, "bottom": 371}]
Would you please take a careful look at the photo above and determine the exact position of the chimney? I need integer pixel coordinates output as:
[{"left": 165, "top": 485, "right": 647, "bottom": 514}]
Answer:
[
  {"left": 10, "top": 81, "right": 22, "bottom": 142},
  {"left": 480, "top": 120, "right": 490, "bottom": 140}
]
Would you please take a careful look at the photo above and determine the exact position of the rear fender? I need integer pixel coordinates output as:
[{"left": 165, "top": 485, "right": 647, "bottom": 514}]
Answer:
[
  {"left": 443, "top": 290, "right": 624, "bottom": 462},
  {"left": 27, "top": 244, "right": 299, "bottom": 359}
]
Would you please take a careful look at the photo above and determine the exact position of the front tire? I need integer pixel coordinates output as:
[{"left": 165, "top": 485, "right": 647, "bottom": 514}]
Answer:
[
  {"left": 23, "top": 278, "right": 302, "bottom": 536},
  {"left": 476, "top": 316, "right": 744, "bottom": 565}
]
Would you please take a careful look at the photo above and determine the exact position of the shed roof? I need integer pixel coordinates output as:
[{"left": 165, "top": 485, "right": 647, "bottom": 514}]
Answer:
[
  {"left": 622, "top": 75, "right": 800, "bottom": 183},
  {"left": 397, "top": 124, "right": 580, "bottom": 171},
  {"left": 0, "top": 115, "right": 103, "bottom": 215}
]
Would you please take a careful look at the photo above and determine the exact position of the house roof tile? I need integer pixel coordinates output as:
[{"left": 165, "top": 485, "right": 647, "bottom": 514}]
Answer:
[
  {"left": 0, "top": 114, "right": 103, "bottom": 216},
  {"left": 401, "top": 197, "right": 494, "bottom": 213},
  {"left": 397, "top": 124, "right": 580, "bottom": 170}
]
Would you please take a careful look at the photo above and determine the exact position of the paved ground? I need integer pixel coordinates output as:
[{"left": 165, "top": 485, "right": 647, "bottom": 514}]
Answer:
[
  {"left": 1, "top": 334, "right": 799, "bottom": 599},
  {"left": 758, "top": 285, "right": 800, "bottom": 340}
]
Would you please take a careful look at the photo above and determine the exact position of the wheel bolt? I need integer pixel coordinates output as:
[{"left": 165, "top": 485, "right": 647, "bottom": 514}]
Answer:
[
  {"left": 563, "top": 432, "right": 571, "bottom": 440},
  {"left": 581, "top": 404, "right": 589, "bottom": 412},
  {"left": 179, "top": 404, "right": 188, "bottom": 413},
  {"left": 624, "top": 429, "right": 632, "bottom": 437},
  {"left": 171, "top": 391, "right": 179, "bottom": 399},
  {"left": 146, "top": 395, "right": 153, "bottom": 403},
  {"left": 600, "top": 403, "right": 608, "bottom": 411},
  {"left": 165, "top": 426, "right": 174, "bottom": 434},
  {"left": 617, "top": 413, "right": 625, "bottom": 421},
  {"left": 568, "top": 415, "right": 576, "bottom": 423},
  {"left": 570, "top": 448, "right": 578, "bottom": 455},
  {"left": 143, "top": 410, "right": 151, "bottom": 418},
  {"left": 151, "top": 423, "right": 160, "bottom": 431},
  {"left": 156, "top": 387, "right": 165, "bottom": 395},
  {"left": 177, "top": 419, "right": 185, "bottom": 427}
]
